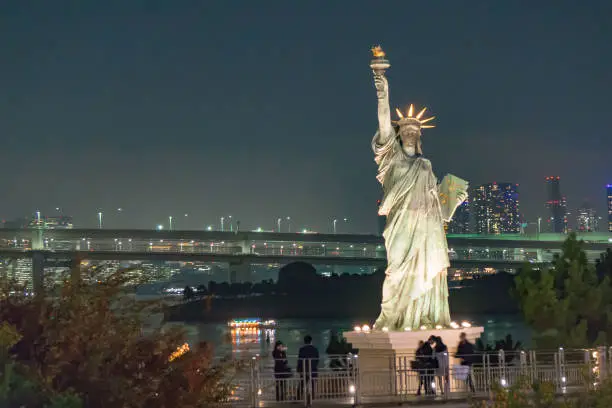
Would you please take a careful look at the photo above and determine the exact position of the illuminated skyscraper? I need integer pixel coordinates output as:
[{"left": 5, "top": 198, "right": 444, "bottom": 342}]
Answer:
[
  {"left": 473, "top": 182, "right": 521, "bottom": 234},
  {"left": 608, "top": 184, "right": 612, "bottom": 232},
  {"left": 544, "top": 176, "right": 568, "bottom": 233},
  {"left": 576, "top": 203, "right": 599, "bottom": 232},
  {"left": 447, "top": 199, "right": 471, "bottom": 234}
]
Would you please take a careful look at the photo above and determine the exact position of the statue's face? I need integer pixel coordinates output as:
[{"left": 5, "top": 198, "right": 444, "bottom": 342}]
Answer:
[{"left": 398, "top": 124, "right": 421, "bottom": 147}]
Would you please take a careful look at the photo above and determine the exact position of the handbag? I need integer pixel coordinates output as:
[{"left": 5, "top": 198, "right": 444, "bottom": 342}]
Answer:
[{"left": 453, "top": 364, "right": 469, "bottom": 381}]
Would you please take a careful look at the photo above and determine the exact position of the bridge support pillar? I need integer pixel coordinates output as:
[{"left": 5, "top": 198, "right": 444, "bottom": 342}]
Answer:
[
  {"left": 31, "top": 229, "right": 44, "bottom": 250},
  {"left": 32, "top": 251, "right": 45, "bottom": 294},
  {"left": 240, "top": 241, "right": 251, "bottom": 254},
  {"left": 229, "top": 260, "right": 251, "bottom": 284}
]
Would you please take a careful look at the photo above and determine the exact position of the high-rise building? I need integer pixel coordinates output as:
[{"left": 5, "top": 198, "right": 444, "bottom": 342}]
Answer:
[
  {"left": 576, "top": 203, "right": 599, "bottom": 232},
  {"left": 447, "top": 199, "right": 471, "bottom": 234},
  {"left": 608, "top": 184, "right": 612, "bottom": 232},
  {"left": 473, "top": 182, "right": 521, "bottom": 234},
  {"left": 544, "top": 176, "right": 568, "bottom": 233}
]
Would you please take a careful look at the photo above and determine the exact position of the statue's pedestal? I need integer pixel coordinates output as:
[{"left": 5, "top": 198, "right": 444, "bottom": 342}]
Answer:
[{"left": 344, "top": 327, "right": 484, "bottom": 397}]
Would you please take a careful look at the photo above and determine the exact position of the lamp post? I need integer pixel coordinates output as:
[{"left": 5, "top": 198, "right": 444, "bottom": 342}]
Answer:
[
  {"left": 169, "top": 216, "right": 173, "bottom": 231},
  {"left": 277, "top": 217, "right": 282, "bottom": 232},
  {"left": 229, "top": 215, "right": 233, "bottom": 232},
  {"left": 286, "top": 216, "right": 292, "bottom": 233},
  {"left": 333, "top": 219, "right": 337, "bottom": 234},
  {"left": 220, "top": 217, "right": 225, "bottom": 232},
  {"left": 98, "top": 212, "right": 103, "bottom": 229}
]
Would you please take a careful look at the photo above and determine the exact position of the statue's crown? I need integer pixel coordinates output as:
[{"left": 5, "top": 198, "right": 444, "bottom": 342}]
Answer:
[{"left": 394, "top": 104, "right": 435, "bottom": 129}]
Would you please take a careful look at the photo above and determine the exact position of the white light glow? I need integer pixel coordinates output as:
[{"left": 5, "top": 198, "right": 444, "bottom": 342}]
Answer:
[
  {"left": 362, "top": 325, "right": 370, "bottom": 332},
  {"left": 354, "top": 326, "right": 361, "bottom": 332},
  {"left": 461, "top": 321, "right": 472, "bottom": 328}
]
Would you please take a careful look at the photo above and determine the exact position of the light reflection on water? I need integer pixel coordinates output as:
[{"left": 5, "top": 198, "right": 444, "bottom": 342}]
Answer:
[{"left": 165, "top": 315, "right": 531, "bottom": 360}]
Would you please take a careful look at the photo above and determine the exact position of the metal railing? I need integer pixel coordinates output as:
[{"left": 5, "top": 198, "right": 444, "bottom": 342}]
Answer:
[{"left": 224, "top": 347, "right": 610, "bottom": 406}]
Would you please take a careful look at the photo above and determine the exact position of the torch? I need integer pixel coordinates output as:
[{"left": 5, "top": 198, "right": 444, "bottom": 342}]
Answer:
[{"left": 370, "top": 45, "right": 390, "bottom": 75}]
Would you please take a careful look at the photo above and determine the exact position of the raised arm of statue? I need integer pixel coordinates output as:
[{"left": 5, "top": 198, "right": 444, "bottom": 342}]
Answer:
[{"left": 373, "top": 73, "right": 394, "bottom": 143}]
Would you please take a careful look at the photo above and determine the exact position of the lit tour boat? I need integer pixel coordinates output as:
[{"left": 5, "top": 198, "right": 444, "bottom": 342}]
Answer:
[{"left": 227, "top": 318, "right": 276, "bottom": 329}]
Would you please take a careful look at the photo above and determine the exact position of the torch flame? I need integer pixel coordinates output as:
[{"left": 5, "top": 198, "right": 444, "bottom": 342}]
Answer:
[{"left": 371, "top": 45, "right": 386, "bottom": 58}]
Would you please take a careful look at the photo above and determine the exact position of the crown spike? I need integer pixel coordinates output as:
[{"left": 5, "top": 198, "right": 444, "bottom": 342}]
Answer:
[
  {"left": 407, "top": 104, "right": 414, "bottom": 117},
  {"left": 421, "top": 125, "right": 435, "bottom": 129},
  {"left": 395, "top": 108, "right": 404, "bottom": 119},
  {"left": 420, "top": 116, "right": 436, "bottom": 124},
  {"left": 416, "top": 107, "right": 427, "bottom": 120}
]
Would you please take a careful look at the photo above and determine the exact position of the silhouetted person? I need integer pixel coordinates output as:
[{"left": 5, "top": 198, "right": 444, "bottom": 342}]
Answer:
[
  {"left": 272, "top": 341, "right": 291, "bottom": 401},
  {"left": 297, "top": 335, "right": 319, "bottom": 405},
  {"left": 415, "top": 340, "right": 435, "bottom": 396},
  {"left": 456, "top": 332, "right": 476, "bottom": 393},
  {"left": 326, "top": 330, "right": 346, "bottom": 371},
  {"left": 432, "top": 336, "right": 449, "bottom": 394}
]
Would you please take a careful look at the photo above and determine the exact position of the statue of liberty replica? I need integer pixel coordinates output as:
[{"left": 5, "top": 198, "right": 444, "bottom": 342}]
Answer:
[{"left": 370, "top": 46, "right": 468, "bottom": 331}]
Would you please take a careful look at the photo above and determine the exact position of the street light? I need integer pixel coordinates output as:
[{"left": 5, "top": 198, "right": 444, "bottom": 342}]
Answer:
[
  {"left": 220, "top": 217, "right": 225, "bottom": 232},
  {"left": 229, "top": 215, "right": 233, "bottom": 232},
  {"left": 98, "top": 212, "right": 103, "bottom": 229},
  {"left": 277, "top": 217, "right": 282, "bottom": 232},
  {"left": 286, "top": 216, "right": 291, "bottom": 233},
  {"left": 156, "top": 224, "right": 164, "bottom": 231},
  {"left": 333, "top": 219, "right": 338, "bottom": 234},
  {"left": 169, "top": 216, "right": 173, "bottom": 231}
]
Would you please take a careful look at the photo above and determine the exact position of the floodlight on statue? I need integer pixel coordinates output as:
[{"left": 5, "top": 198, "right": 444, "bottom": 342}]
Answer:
[
  {"left": 362, "top": 325, "right": 370, "bottom": 332},
  {"left": 353, "top": 326, "right": 361, "bottom": 332}
]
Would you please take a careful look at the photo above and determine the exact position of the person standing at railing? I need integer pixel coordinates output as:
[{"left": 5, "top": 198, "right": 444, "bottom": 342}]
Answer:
[
  {"left": 272, "top": 341, "right": 291, "bottom": 401},
  {"left": 297, "top": 335, "right": 319, "bottom": 405},
  {"left": 414, "top": 340, "right": 435, "bottom": 396},
  {"left": 455, "top": 332, "right": 476, "bottom": 393},
  {"left": 432, "top": 336, "right": 450, "bottom": 395}
]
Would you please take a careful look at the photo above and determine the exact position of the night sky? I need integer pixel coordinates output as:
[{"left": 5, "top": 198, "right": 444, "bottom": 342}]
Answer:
[{"left": 1, "top": 1, "right": 611, "bottom": 232}]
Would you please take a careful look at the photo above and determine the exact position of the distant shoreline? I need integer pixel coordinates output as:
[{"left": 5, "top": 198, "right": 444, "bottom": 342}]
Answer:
[{"left": 165, "top": 273, "right": 519, "bottom": 323}]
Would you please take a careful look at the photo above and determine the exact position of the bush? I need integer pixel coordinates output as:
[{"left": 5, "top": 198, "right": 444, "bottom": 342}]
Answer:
[{"left": 0, "top": 269, "right": 238, "bottom": 407}]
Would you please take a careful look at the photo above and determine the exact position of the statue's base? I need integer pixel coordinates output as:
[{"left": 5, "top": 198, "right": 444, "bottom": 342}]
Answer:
[{"left": 344, "top": 327, "right": 484, "bottom": 396}]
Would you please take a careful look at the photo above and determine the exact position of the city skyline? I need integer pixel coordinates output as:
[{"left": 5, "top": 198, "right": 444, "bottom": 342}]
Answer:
[{"left": 0, "top": 1, "right": 610, "bottom": 232}]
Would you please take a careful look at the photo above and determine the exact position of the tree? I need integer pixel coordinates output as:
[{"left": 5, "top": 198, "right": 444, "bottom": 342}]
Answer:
[
  {"left": 514, "top": 233, "right": 612, "bottom": 348},
  {"left": 0, "top": 269, "right": 237, "bottom": 407},
  {"left": 276, "top": 262, "right": 318, "bottom": 294}
]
